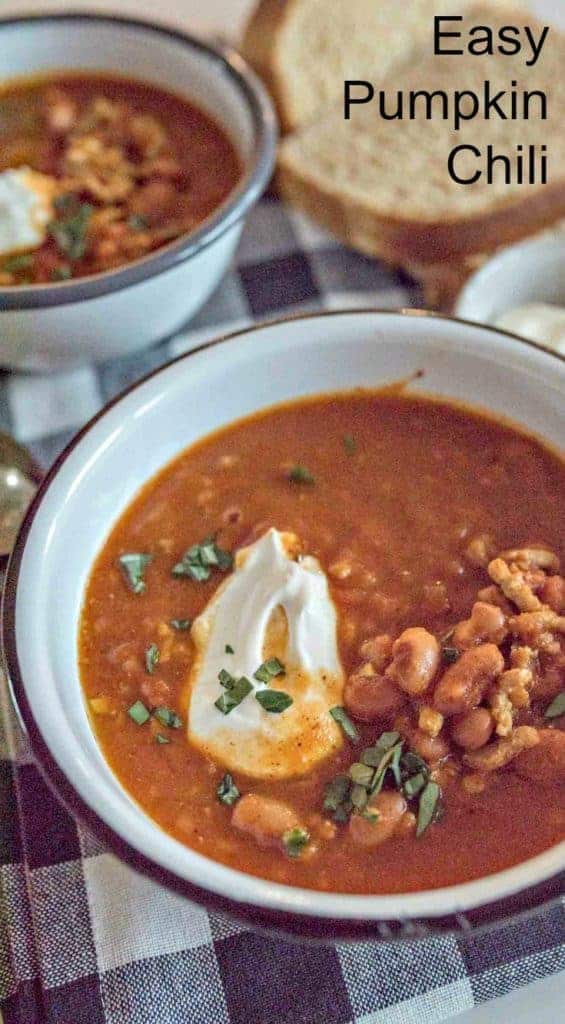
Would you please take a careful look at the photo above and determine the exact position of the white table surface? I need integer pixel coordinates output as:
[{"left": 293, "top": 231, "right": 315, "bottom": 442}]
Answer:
[{"left": 1, "top": 1, "right": 563, "bottom": 1021}]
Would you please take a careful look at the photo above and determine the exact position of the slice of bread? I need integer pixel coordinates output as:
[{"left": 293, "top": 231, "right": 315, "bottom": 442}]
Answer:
[
  {"left": 277, "top": 8, "right": 565, "bottom": 262},
  {"left": 242, "top": 0, "right": 509, "bottom": 132}
]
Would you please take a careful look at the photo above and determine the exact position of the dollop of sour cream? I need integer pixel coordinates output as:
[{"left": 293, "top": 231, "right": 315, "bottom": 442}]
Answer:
[
  {"left": 496, "top": 302, "right": 565, "bottom": 354},
  {"left": 188, "top": 529, "right": 344, "bottom": 779},
  {"left": 0, "top": 167, "right": 56, "bottom": 257}
]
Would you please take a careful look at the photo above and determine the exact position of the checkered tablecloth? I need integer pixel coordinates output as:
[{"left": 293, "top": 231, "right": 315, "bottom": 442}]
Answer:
[{"left": 0, "top": 196, "right": 564, "bottom": 1024}]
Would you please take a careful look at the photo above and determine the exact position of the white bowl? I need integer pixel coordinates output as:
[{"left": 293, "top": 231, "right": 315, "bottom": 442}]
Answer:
[
  {"left": 3, "top": 309, "right": 564, "bottom": 940},
  {"left": 455, "top": 235, "right": 565, "bottom": 331},
  {"left": 0, "top": 12, "right": 277, "bottom": 372}
]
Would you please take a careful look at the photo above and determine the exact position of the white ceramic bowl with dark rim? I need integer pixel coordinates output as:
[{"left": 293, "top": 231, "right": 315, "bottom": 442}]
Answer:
[
  {"left": 0, "top": 12, "right": 277, "bottom": 372},
  {"left": 2, "top": 309, "right": 564, "bottom": 941}
]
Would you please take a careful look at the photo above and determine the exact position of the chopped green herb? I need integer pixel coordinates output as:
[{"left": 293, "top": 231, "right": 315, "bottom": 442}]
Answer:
[
  {"left": 225, "top": 644, "right": 235, "bottom": 654},
  {"left": 3, "top": 253, "right": 33, "bottom": 273},
  {"left": 50, "top": 264, "right": 72, "bottom": 282},
  {"left": 330, "top": 706, "right": 360, "bottom": 742},
  {"left": 323, "top": 774, "right": 351, "bottom": 813},
  {"left": 254, "top": 657, "right": 285, "bottom": 684},
  {"left": 442, "top": 646, "right": 460, "bottom": 664},
  {"left": 172, "top": 537, "right": 233, "bottom": 582},
  {"left": 215, "top": 676, "right": 253, "bottom": 715},
  {"left": 155, "top": 733, "right": 170, "bottom": 745},
  {"left": 360, "top": 808, "right": 379, "bottom": 823},
  {"left": 350, "top": 783, "right": 369, "bottom": 810},
  {"left": 219, "top": 668, "right": 236, "bottom": 688},
  {"left": 348, "top": 762, "right": 374, "bottom": 787},
  {"left": 361, "top": 731, "right": 401, "bottom": 767},
  {"left": 153, "top": 706, "right": 182, "bottom": 729},
  {"left": 282, "top": 827, "right": 310, "bottom": 858},
  {"left": 343, "top": 434, "right": 357, "bottom": 455},
  {"left": 368, "top": 740, "right": 404, "bottom": 796},
  {"left": 170, "top": 618, "right": 191, "bottom": 631},
  {"left": 217, "top": 773, "right": 240, "bottom": 806},
  {"left": 127, "top": 213, "right": 149, "bottom": 230},
  {"left": 403, "top": 772, "right": 427, "bottom": 798},
  {"left": 145, "top": 643, "right": 159, "bottom": 675},
  {"left": 255, "top": 689, "right": 293, "bottom": 714},
  {"left": 287, "top": 464, "right": 315, "bottom": 485},
  {"left": 49, "top": 202, "right": 93, "bottom": 261},
  {"left": 400, "top": 751, "right": 428, "bottom": 778},
  {"left": 118, "top": 553, "right": 152, "bottom": 594},
  {"left": 416, "top": 780, "right": 441, "bottom": 837},
  {"left": 545, "top": 691, "right": 565, "bottom": 719},
  {"left": 54, "top": 192, "right": 76, "bottom": 212},
  {"left": 128, "top": 700, "right": 150, "bottom": 725}
]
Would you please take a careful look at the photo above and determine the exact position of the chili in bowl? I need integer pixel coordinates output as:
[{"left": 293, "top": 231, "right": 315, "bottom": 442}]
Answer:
[
  {"left": 3, "top": 310, "right": 564, "bottom": 940},
  {"left": 0, "top": 13, "right": 276, "bottom": 370}
]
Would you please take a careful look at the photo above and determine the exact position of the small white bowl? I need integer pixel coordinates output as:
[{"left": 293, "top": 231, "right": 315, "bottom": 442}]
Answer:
[
  {"left": 455, "top": 234, "right": 565, "bottom": 332},
  {"left": 0, "top": 12, "right": 277, "bottom": 371},
  {"left": 3, "top": 309, "right": 564, "bottom": 940}
]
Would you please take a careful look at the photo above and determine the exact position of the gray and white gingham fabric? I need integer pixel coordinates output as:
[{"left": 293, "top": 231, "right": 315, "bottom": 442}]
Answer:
[{"left": 1, "top": 195, "right": 564, "bottom": 1024}]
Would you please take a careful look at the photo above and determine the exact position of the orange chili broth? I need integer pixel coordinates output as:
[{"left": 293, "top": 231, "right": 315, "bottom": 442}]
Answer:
[{"left": 78, "top": 388, "right": 565, "bottom": 893}]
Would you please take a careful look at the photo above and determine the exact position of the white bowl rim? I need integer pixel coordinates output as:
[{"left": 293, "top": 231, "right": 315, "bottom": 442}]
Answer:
[
  {"left": 2, "top": 308, "right": 564, "bottom": 941},
  {"left": 455, "top": 234, "right": 565, "bottom": 322},
  {"left": 0, "top": 10, "right": 277, "bottom": 310}
]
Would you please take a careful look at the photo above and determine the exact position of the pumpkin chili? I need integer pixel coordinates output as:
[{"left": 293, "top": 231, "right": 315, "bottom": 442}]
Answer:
[{"left": 79, "top": 391, "right": 565, "bottom": 894}]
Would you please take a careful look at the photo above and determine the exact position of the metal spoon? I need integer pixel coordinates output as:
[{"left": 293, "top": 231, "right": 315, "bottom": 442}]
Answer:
[{"left": 0, "top": 432, "right": 40, "bottom": 574}]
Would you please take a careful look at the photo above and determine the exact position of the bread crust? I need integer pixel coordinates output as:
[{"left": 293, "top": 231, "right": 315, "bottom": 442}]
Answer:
[
  {"left": 276, "top": 154, "right": 565, "bottom": 262},
  {"left": 242, "top": 0, "right": 301, "bottom": 132}
]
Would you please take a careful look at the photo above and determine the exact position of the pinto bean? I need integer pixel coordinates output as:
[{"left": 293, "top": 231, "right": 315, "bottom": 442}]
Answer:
[
  {"left": 499, "top": 547, "right": 560, "bottom": 572},
  {"left": 344, "top": 670, "right": 405, "bottom": 722},
  {"left": 452, "top": 602, "right": 507, "bottom": 650},
  {"left": 385, "top": 627, "right": 440, "bottom": 695},
  {"left": 513, "top": 729, "right": 565, "bottom": 784},
  {"left": 410, "top": 729, "right": 450, "bottom": 763},
  {"left": 349, "top": 791, "right": 407, "bottom": 848},
  {"left": 434, "top": 644, "right": 505, "bottom": 716},
  {"left": 452, "top": 708, "right": 495, "bottom": 751},
  {"left": 463, "top": 725, "right": 539, "bottom": 772},
  {"left": 231, "top": 794, "right": 300, "bottom": 849},
  {"left": 540, "top": 576, "right": 565, "bottom": 614},
  {"left": 359, "top": 634, "right": 393, "bottom": 671}
]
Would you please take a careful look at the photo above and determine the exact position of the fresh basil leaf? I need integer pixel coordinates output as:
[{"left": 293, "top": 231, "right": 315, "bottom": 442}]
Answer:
[
  {"left": 403, "top": 772, "right": 427, "bottom": 798},
  {"left": 118, "top": 553, "right": 152, "bottom": 594},
  {"left": 361, "top": 731, "right": 401, "bottom": 767},
  {"left": 152, "top": 706, "right": 182, "bottom": 729},
  {"left": 225, "top": 644, "right": 235, "bottom": 654},
  {"left": 49, "top": 202, "right": 93, "bottom": 261},
  {"left": 127, "top": 213, "right": 149, "bottom": 230},
  {"left": 545, "top": 691, "right": 565, "bottom": 720},
  {"left": 128, "top": 700, "right": 150, "bottom": 725},
  {"left": 287, "top": 464, "right": 315, "bottom": 485},
  {"left": 348, "top": 762, "right": 374, "bottom": 787},
  {"left": 282, "top": 827, "right": 310, "bottom": 858},
  {"left": 254, "top": 658, "right": 286, "bottom": 684},
  {"left": 350, "top": 783, "right": 369, "bottom": 810},
  {"left": 219, "top": 669, "right": 236, "bottom": 689},
  {"left": 417, "top": 781, "right": 441, "bottom": 837},
  {"left": 255, "top": 689, "right": 293, "bottom": 714},
  {"left": 3, "top": 253, "right": 33, "bottom": 273},
  {"left": 155, "top": 733, "right": 170, "bottom": 745},
  {"left": 145, "top": 643, "right": 159, "bottom": 674},
  {"left": 215, "top": 676, "right": 253, "bottom": 715},
  {"left": 170, "top": 618, "right": 191, "bottom": 631},
  {"left": 323, "top": 774, "right": 351, "bottom": 813},
  {"left": 330, "top": 706, "right": 360, "bottom": 742},
  {"left": 173, "top": 537, "right": 233, "bottom": 582},
  {"left": 217, "top": 773, "right": 240, "bottom": 806}
]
